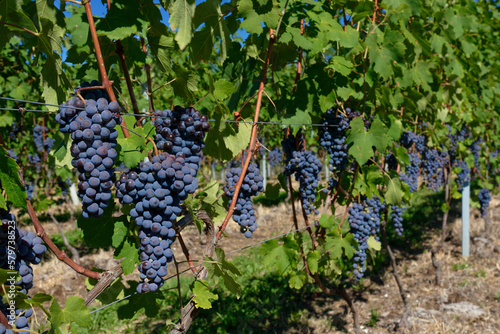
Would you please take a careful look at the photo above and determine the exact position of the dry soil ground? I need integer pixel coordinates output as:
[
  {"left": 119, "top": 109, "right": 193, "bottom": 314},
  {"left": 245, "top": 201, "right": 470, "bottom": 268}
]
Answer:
[{"left": 22, "top": 193, "right": 500, "bottom": 333}]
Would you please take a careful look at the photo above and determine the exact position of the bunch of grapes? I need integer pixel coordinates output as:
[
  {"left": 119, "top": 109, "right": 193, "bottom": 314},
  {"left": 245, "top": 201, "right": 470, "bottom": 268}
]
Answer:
[
  {"left": 390, "top": 204, "right": 406, "bottom": 236},
  {"left": 348, "top": 196, "right": 386, "bottom": 280},
  {"left": 447, "top": 124, "right": 469, "bottom": 159},
  {"left": 8, "top": 122, "right": 20, "bottom": 140},
  {"left": 33, "top": 124, "right": 55, "bottom": 154},
  {"left": 454, "top": 160, "right": 470, "bottom": 191},
  {"left": 470, "top": 139, "right": 482, "bottom": 168},
  {"left": 56, "top": 96, "right": 122, "bottom": 218},
  {"left": 385, "top": 152, "right": 398, "bottom": 171},
  {"left": 319, "top": 108, "right": 350, "bottom": 189},
  {"left": 268, "top": 148, "right": 283, "bottom": 168},
  {"left": 400, "top": 153, "right": 421, "bottom": 192},
  {"left": 0, "top": 209, "right": 47, "bottom": 333},
  {"left": 224, "top": 163, "right": 264, "bottom": 238},
  {"left": 421, "top": 148, "right": 449, "bottom": 192},
  {"left": 116, "top": 153, "right": 200, "bottom": 293},
  {"left": 478, "top": 188, "right": 491, "bottom": 218},
  {"left": 282, "top": 133, "right": 304, "bottom": 165},
  {"left": 153, "top": 106, "right": 210, "bottom": 175},
  {"left": 401, "top": 131, "right": 426, "bottom": 153},
  {"left": 284, "top": 150, "right": 322, "bottom": 215}
]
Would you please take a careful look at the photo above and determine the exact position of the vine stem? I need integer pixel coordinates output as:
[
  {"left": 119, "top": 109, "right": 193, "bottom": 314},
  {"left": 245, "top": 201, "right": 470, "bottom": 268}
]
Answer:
[
  {"left": 0, "top": 311, "right": 10, "bottom": 329},
  {"left": 380, "top": 220, "right": 411, "bottom": 330},
  {"left": 0, "top": 22, "right": 38, "bottom": 36},
  {"left": 27, "top": 200, "right": 100, "bottom": 279},
  {"left": 141, "top": 38, "right": 155, "bottom": 115},
  {"left": 176, "top": 232, "right": 197, "bottom": 274},
  {"left": 82, "top": 0, "right": 130, "bottom": 138},
  {"left": 115, "top": 40, "right": 142, "bottom": 125},
  {"left": 216, "top": 29, "right": 276, "bottom": 240}
]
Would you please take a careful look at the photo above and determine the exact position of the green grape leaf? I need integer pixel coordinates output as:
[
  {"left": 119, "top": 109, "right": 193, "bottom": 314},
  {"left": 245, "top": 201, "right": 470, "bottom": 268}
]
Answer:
[
  {"left": 346, "top": 118, "right": 374, "bottom": 166},
  {"left": 326, "top": 56, "right": 354, "bottom": 76},
  {"left": 288, "top": 271, "right": 306, "bottom": 289},
  {"left": 49, "top": 296, "right": 90, "bottom": 329},
  {"left": 114, "top": 235, "right": 139, "bottom": 275},
  {"left": 307, "top": 250, "right": 320, "bottom": 274},
  {"left": 77, "top": 202, "right": 117, "bottom": 248},
  {"left": 385, "top": 175, "right": 404, "bottom": 205},
  {"left": 213, "top": 79, "right": 235, "bottom": 101},
  {"left": 204, "top": 112, "right": 251, "bottom": 160},
  {"left": 204, "top": 248, "right": 242, "bottom": 296},
  {"left": 192, "top": 280, "right": 218, "bottom": 309},
  {"left": 325, "top": 234, "right": 356, "bottom": 259},
  {"left": 170, "top": 0, "right": 196, "bottom": 49},
  {"left": 367, "top": 236, "right": 381, "bottom": 251},
  {"left": 261, "top": 238, "right": 296, "bottom": 274},
  {"left": 0, "top": 146, "right": 26, "bottom": 209}
]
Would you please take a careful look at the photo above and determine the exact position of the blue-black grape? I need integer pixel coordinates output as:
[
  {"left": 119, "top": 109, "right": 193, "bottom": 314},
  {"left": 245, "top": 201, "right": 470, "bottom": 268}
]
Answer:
[
  {"left": 224, "top": 163, "right": 264, "bottom": 238},
  {"left": 0, "top": 209, "right": 46, "bottom": 333},
  {"left": 57, "top": 96, "right": 122, "bottom": 218},
  {"left": 284, "top": 150, "right": 322, "bottom": 215},
  {"left": 478, "top": 188, "right": 491, "bottom": 218},
  {"left": 348, "top": 196, "right": 386, "bottom": 280}
]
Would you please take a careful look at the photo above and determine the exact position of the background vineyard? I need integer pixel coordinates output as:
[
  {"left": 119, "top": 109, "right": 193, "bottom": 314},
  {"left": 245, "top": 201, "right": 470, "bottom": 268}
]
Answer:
[{"left": 0, "top": 0, "right": 499, "bottom": 333}]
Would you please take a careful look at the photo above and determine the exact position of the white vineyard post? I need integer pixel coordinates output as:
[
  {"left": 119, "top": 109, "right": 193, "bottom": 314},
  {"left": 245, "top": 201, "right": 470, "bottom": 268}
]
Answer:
[
  {"left": 462, "top": 182, "right": 470, "bottom": 258},
  {"left": 261, "top": 150, "right": 267, "bottom": 190}
]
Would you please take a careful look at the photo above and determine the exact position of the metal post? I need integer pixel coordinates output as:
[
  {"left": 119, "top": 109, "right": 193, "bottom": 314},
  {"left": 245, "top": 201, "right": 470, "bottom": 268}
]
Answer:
[
  {"left": 261, "top": 151, "right": 267, "bottom": 190},
  {"left": 462, "top": 183, "right": 470, "bottom": 258}
]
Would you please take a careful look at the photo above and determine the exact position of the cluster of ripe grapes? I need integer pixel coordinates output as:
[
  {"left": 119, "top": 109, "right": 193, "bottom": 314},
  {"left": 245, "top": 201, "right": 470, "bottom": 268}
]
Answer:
[
  {"left": 116, "top": 106, "right": 210, "bottom": 293},
  {"left": 478, "top": 188, "right": 491, "bottom": 217},
  {"left": 390, "top": 204, "right": 406, "bottom": 236},
  {"left": 0, "top": 209, "right": 46, "bottom": 334},
  {"left": 224, "top": 163, "right": 264, "bottom": 238},
  {"left": 284, "top": 150, "right": 322, "bottom": 215},
  {"left": 348, "top": 197, "right": 385, "bottom": 280},
  {"left": 33, "top": 124, "right": 55, "bottom": 154},
  {"left": 56, "top": 96, "right": 121, "bottom": 218},
  {"left": 454, "top": 160, "right": 470, "bottom": 191},
  {"left": 319, "top": 108, "right": 350, "bottom": 190},
  {"left": 268, "top": 148, "right": 283, "bottom": 168},
  {"left": 421, "top": 148, "right": 449, "bottom": 192}
]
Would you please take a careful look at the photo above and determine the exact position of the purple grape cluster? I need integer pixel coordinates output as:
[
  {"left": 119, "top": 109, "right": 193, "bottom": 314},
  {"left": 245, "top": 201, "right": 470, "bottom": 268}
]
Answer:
[
  {"left": 401, "top": 131, "right": 426, "bottom": 153},
  {"left": 421, "top": 148, "right": 449, "bottom": 192},
  {"left": 284, "top": 150, "right": 322, "bottom": 215},
  {"left": 224, "top": 163, "right": 264, "bottom": 238},
  {"left": 348, "top": 196, "right": 386, "bottom": 280},
  {"left": 33, "top": 125, "right": 55, "bottom": 154},
  {"left": 282, "top": 133, "right": 304, "bottom": 165},
  {"left": 153, "top": 106, "right": 210, "bottom": 174},
  {"left": 385, "top": 152, "right": 398, "bottom": 171},
  {"left": 268, "top": 148, "right": 283, "bottom": 168},
  {"left": 390, "top": 204, "right": 406, "bottom": 236},
  {"left": 447, "top": 124, "right": 469, "bottom": 158},
  {"left": 471, "top": 139, "right": 482, "bottom": 168},
  {"left": 319, "top": 108, "right": 350, "bottom": 189},
  {"left": 400, "top": 153, "right": 421, "bottom": 192},
  {"left": 478, "top": 188, "right": 491, "bottom": 218},
  {"left": 56, "top": 96, "right": 122, "bottom": 218},
  {"left": 454, "top": 160, "right": 470, "bottom": 191},
  {"left": 116, "top": 153, "right": 199, "bottom": 293},
  {"left": 0, "top": 209, "right": 46, "bottom": 334}
]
